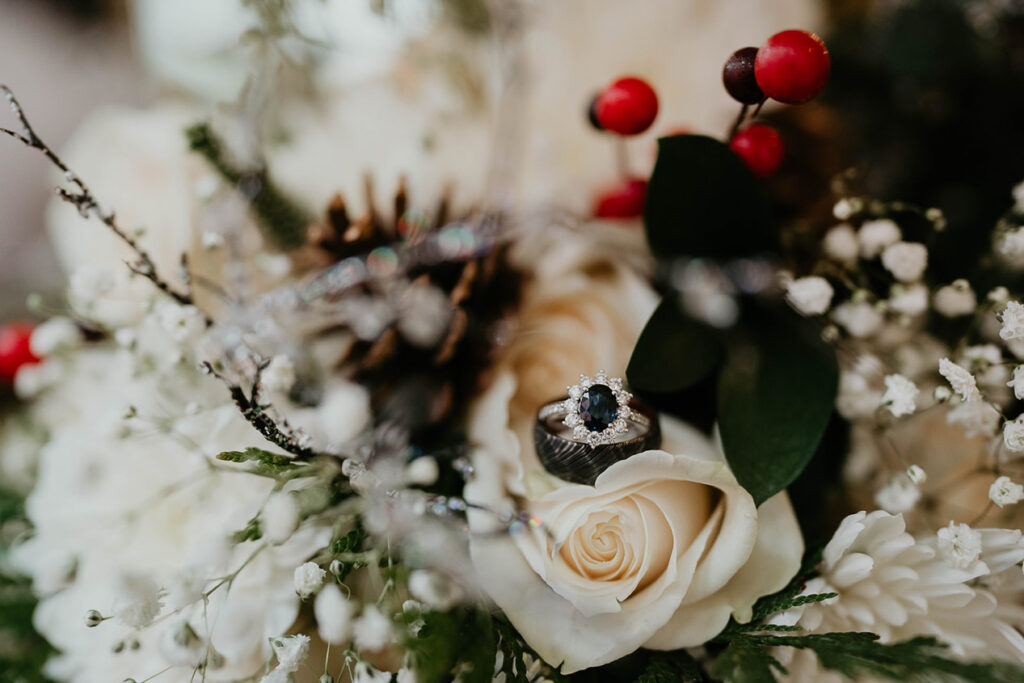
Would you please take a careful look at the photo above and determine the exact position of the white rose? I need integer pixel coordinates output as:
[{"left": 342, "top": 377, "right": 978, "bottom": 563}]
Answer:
[{"left": 463, "top": 238, "right": 802, "bottom": 673}]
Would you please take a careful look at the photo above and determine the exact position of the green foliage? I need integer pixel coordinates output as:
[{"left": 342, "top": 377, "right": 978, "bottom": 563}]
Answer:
[
  {"left": 715, "top": 305, "right": 838, "bottom": 506},
  {"left": 185, "top": 122, "right": 310, "bottom": 249},
  {"left": 403, "top": 607, "right": 497, "bottom": 683},
  {"left": 710, "top": 638, "right": 785, "bottom": 683},
  {"left": 231, "top": 516, "right": 262, "bottom": 544},
  {"left": 329, "top": 523, "right": 368, "bottom": 580},
  {"left": 635, "top": 650, "right": 706, "bottom": 683},
  {"left": 216, "top": 447, "right": 301, "bottom": 478},
  {"left": 627, "top": 297, "right": 723, "bottom": 396},
  {"left": 643, "top": 135, "right": 774, "bottom": 260}
]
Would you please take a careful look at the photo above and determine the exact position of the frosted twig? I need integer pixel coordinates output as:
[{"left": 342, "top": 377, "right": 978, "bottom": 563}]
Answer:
[{"left": 0, "top": 84, "right": 210, "bottom": 324}]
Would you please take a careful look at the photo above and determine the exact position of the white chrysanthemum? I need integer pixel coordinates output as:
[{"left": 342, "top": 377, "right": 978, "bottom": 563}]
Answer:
[
  {"left": 271, "top": 634, "right": 310, "bottom": 672},
  {"left": 936, "top": 522, "right": 983, "bottom": 570},
  {"left": 938, "top": 357, "right": 981, "bottom": 402},
  {"left": 823, "top": 224, "right": 858, "bottom": 263},
  {"left": 881, "top": 374, "right": 919, "bottom": 417},
  {"left": 933, "top": 280, "right": 977, "bottom": 317},
  {"left": 831, "top": 301, "right": 884, "bottom": 338},
  {"left": 293, "top": 562, "right": 326, "bottom": 599},
  {"left": 262, "top": 355, "right": 297, "bottom": 393},
  {"left": 314, "top": 583, "right": 353, "bottom": 645},
  {"left": 875, "top": 478, "right": 920, "bottom": 514},
  {"left": 1000, "top": 301, "right": 1024, "bottom": 341},
  {"left": 353, "top": 606, "right": 394, "bottom": 652},
  {"left": 857, "top": 219, "right": 901, "bottom": 258},
  {"left": 1008, "top": 366, "right": 1024, "bottom": 400},
  {"left": 989, "top": 476, "right": 1024, "bottom": 508},
  {"left": 887, "top": 283, "right": 929, "bottom": 316},
  {"left": 786, "top": 276, "right": 834, "bottom": 316},
  {"left": 880, "top": 242, "right": 928, "bottom": 282}
]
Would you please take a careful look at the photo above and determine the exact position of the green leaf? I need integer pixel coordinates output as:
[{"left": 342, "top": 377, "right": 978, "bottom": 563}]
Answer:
[
  {"left": 635, "top": 650, "right": 706, "bottom": 682},
  {"left": 710, "top": 638, "right": 784, "bottom": 683},
  {"left": 716, "top": 306, "right": 838, "bottom": 506},
  {"left": 405, "top": 608, "right": 497, "bottom": 683},
  {"left": 216, "top": 447, "right": 300, "bottom": 478},
  {"left": 644, "top": 134, "right": 775, "bottom": 260},
  {"left": 627, "top": 296, "right": 724, "bottom": 395}
]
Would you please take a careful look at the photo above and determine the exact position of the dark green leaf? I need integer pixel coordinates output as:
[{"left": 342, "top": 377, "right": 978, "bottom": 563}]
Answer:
[
  {"left": 405, "top": 608, "right": 497, "bottom": 683},
  {"left": 644, "top": 134, "right": 774, "bottom": 260},
  {"left": 635, "top": 650, "right": 706, "bottom": 683},
  {"left": 627, "top": 296, "right": 724, "bottom": 395},
  {"left": 716, "top": 306, "right": 838, "bottom": 506},
  {"left": 710, "top": 638, "right": 784, "bottom": 683},
  {"left": 216, "top": 447, "right": 300, "bottom": 478}
]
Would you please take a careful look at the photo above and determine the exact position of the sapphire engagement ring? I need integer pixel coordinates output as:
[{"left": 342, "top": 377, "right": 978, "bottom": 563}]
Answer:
[{"left": 534, "top": 371, "right": 661, "bottom": 485}]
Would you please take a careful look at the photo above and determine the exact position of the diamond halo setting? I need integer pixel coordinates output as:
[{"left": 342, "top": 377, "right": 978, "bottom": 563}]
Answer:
[{"left": 562, "top": 371, "right": 633, "bottom": 447}]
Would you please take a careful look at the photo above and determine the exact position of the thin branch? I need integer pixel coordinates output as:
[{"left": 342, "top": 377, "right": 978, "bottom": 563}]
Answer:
[{"left": 0, "top": 84, "right": 211, "bottom": 324}]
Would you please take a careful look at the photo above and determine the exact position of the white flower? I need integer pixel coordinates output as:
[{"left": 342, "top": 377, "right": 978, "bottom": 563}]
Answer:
[
  {"left": 404, "top": 456, "right": 439, "bottom": 486},
  {"left": 1009, "top": 366, "right": 1024, "bottom": 400},
  {"left": 352, "top": 662, "right": 393, "bottom": 683},
  {"left": 1000, "top": 301, "right": 1024, "bottom": 341},
  {"left": 271, "top": 634, "right": 310, "bottom": 672},
  {"left": 154, "top": 300, "right": 206, "bottom": 343},
  {"left": 947, "top": 399, "right": 1000, "bottom": 437},
  {"left": 314, "top": 583, "right": 353, "bottom": 645},
  {"left": 262, "top": 355, "right": 296, "bottom": 393},
  {"left": 201, "top": 230, "right": 225, "bottom": 250},
  {"left": 875, "top": 477, "right": 920, "bottom": 513},
  {"left": 29, "top": 318, "right": 82, "bottom": 356},
  {"left": 933, "top": 280, "right": 977, "bottom": 317},
  {"left": 1005, "top": 417, "right": 1024, "bottom": 452},
  {"left": 937, "top": 522, "right": 983, "bottom": 570},
  {"left": 907, "top": 464, "right": 927, "bottom": 485},
  {"left": 823, "top": 224, "right": 858, "bottom": 263},
  {"left": 113, "top": 573, "right": 164, "bottom": 629},
  {"left": 857, "top": 218, "right": 901, "bottom": 258},
  {"left": 887, "top": 283, "right": 929, "bottom": 316},
  {"left": 786, "top": 276, "right": 834, "bottom": 316},
  {"left": 833, "top": 198, "right": 855, "bottom": 220},
  {"left": 260, "top": 669, "right": 292, "bottom": 683},
  {"left": 938, "top": 357, "right": 981, "bottom": 402},
  {"left": 262, "top": 492, "right": 300, "bottom": 544},
  {"left": 880, "top": 242, "right": 928, "bottom": 282},
  {"left": 293, "top": 562, "right": 326, "bottom": 599},
  {"left": 989, "top": 476, "right": 1024, "bottom": 508},
  {"left": 881, "top": 374, "right": 918, "bottom": 417},
  {"left": 408, "top": 570, "right": 462, "bottom": 610},
  {"left": 990, "top": 286, "right": 1011, "bottom": 305},
  {"left": 353, "top": 606, "right": 394, "bottom": 652},
  {"left": 831, "top": 301, "right": 883, "bottom": 338},
  {"left": 836, "top": 369, "right": 881, "bottom": 419},
  {"left": 999, "top": 227, "right": 1024, "bottom": 257},
  {"left": 773, "top": 511, "right": 1024, "bottom": 668}
]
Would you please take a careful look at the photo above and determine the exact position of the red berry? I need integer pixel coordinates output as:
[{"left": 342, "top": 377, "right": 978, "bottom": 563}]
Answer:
[
  {"left": 0, "top": 321, "right": 40, "bottom": 383},
  {"left": 723, "top": 47, "right": 764, "bottom": 104},
  {"left": 730, "top": 124, "right": 784, "bottom": 177},
  {"left": 594, "top": 77, "right": 659, "bottom": 135},
  {"left": 593, "top": 178, "right": 648, "bottom": 219},
  {"left": 754, "top": 30, "right": 830, "bottom": 104}
]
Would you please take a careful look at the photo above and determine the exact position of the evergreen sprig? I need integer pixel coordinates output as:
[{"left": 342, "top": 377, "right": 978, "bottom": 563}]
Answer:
[
  {"left": 216, "top": 446, "right": 302, "bottom": 478},
  {"left": 635, "top": 650, "right": 706, "bottom": 683}
]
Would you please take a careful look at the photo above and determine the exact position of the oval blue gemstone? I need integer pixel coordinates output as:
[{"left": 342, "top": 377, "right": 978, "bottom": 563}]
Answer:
[{"left": 579, "top": 384, "right": 619, "bottom": 432}]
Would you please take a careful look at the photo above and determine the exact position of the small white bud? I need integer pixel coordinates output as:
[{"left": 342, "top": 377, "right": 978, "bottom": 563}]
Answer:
[
  {"left": 405, "top": 456, "right": 439, "bottom": 486},
  {"left": 990, "top": 476, "right": 1024, "bottom": 508},
  {"left": 933, "top": 385, "right": 952, "bottom": 403},
  {"left": 85, "top": 609, "right": 105, "bottom": 627},
  {"left": 293, "top": 562, "right": 326, "bottom": 599},
  {"left": 907, "top": 465, "right": 927, "bottom": 485}
]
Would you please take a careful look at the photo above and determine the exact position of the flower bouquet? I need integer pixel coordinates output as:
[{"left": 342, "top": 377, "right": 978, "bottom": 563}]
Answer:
[{"left": 2, "top": 1, "right": 1024, "bottom": 682}]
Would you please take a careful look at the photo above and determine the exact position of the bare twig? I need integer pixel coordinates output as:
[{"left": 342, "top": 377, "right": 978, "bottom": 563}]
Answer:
[{"left": 0, "top": 85, "right": 211, "bottom": 324}]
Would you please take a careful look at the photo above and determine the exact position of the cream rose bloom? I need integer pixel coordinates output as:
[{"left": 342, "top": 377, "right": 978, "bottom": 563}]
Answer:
[{"left": 464, "top": 229, "right": 803, "bottom": 673}]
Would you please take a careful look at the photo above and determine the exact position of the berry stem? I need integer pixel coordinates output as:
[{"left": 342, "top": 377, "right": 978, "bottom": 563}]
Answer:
[
  {"left": 751, "top": 97, "right": 767, "bottom": 118},
  {"left": 614, "top": 137, "right": 630, "bottom": 179},
  {"left": 728, "top": 103, "right": 750, "bottom": 139}
]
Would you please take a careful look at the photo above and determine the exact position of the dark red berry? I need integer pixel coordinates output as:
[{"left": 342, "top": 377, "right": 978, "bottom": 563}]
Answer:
[
  {"left": 722, "top": 47, "right": 764, "bottom": 104},
  {"left": 729, "top": 124, "right": 784, "bottom": 177},
  {"left": 593, "top": 178, "right": 647, "bottom": 219},
  {"left": 0, "top": 321, "right": 40, "bottom": 383},
  {"left": 587, "top": 94, "right": 604, "bottom": 131},
  {"left": 754, "top": 30, "right": 830, "bottom": 104},
  {"left": 594, "top": 77, "right": 659, "bottom": 136}
]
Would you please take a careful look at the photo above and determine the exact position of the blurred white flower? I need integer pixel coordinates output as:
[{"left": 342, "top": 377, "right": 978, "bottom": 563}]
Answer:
[
  {"left": 832, "top": 301, "right": 883, "bottom": 338},
  {"left": 314, "top": 583, "right": 353, "bottom": 645},
  {"left": 933, "top": 280, "right": 977, "bottom": 317},
  {"left": 999, "top": 227, "right": 1024, "bottom": 258},
  {"left": 408, "top": 569, "right": 462, "bottom": 610},
  {"left": 881, "top": 242, "right": 928, "bottom": 283},
  {"left": 875, "top": 477, "right": 920, "bottom": 514},
  {"left": 262, "top": 355, "right": 296, "bottom": 393},
  {"left": 947, "top": 399, "right": 1000, "bottom": 437},
  {"left": 262, "top": 492, "right": 300, "bottom": 544},
  {"left": 1000, "top": 301, "right": 1024, "bottom": 341},
  {"left": 823, "top": 224, "right": 858, "bottom": 263},
  {"left": 857, "top": 219, "right": 901, "bottom": 258},
  {"left": 989, "top": 476, "right": 1024, "bottom": 508},
  {"left": 353, "top": 662, "right": 393, "bottom": 683},
  {"left": 907, "top": 464, "right": 927, "bottom": 485},
  {"left": 404, "top": 456, "right": 439, "bottom": 486},
  {"left": 29, "top": 318, "right": 82, "bottom": 356},
  {"left": 785, "top": 276, "right": 834, "bottom": 316},
  {"left": 113, "top": 573, "right": 164, "bottom": 629},
  {"left": 155, "top": 300, "right": 206, "bottom": 343},
  {"left": 881, "top": 374, "right": 918, "bottom": 417},
  {"left": 833, "top": 198, "right": 855, "bottom": 221},
  {"left": 887, "top": 283, "right": 929, "bottom": 316},
  {"left": 353, "top": 605, "right": 394, "bottom": 652},
  {"left": 271, "top": 634, "right": 310, "bottom": 672},
  {"left": 1008, "top": 366, "right": 1024, "bottom": 400},
  {"left": 293, "top": 562, "right": 326, "bottom": 599}
]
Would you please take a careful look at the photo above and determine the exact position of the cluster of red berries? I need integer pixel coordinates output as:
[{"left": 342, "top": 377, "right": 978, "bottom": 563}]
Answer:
[
  {"left": 724, "top": 29, "right": 830, "bottom": 176},
  {"left": 0, "top": 321, "right": 39, "bottom": 384}
]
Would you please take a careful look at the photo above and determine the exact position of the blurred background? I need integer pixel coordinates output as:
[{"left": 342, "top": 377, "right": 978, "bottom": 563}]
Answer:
[{"left": 1, "top": 0, "right": 1023, "bottom": 319}]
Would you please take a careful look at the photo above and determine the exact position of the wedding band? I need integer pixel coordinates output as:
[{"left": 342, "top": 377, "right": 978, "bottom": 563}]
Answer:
[{"left": 534, "top": 372, "right": 660, "bottom": 485}]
